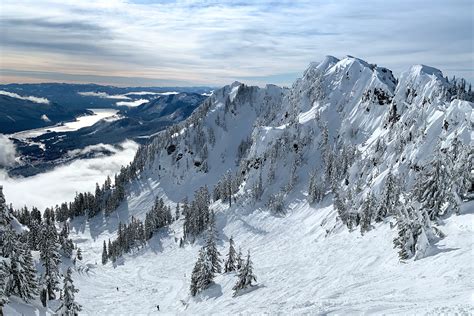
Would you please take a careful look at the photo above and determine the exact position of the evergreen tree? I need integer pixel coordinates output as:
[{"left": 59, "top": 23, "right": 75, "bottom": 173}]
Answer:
[
  {"left": 175, "top": 203, "right": 180, "bottom": 220},
  {"left": 56, "top": 268, "right": 82, "bottom": 316},
  {"left": 76, "top": 248, "right": 83, "bottom": 261},
  {"left": 414, "top": 144, "right": 459, "bottom": 220},
  {"left": 0, "top": 259, "right": 11, "bottom": 311},
  {"left": 40, "top": 223, "right": 61, "bottom": 300},
  {"left": 449, "top": 140, "right": 472, "bottom": 201},
  {"left": 1, "top": 227, "right": 16, "bottom": 258},
  {"left": 224, "top": 236, "right": 237, "bottom": 273},
  {"left": 205, "top": 212, "right": 221, "bottom": 274},
  {"left": 236, "top": 248, "right": 243, "bottom": 271},
  {"left": 252, "top": 172, "right": 264, "bottom": 202},
  {"left": 0, "top": 186, "right": 13, "bottom": 228},
  {"left": 360, "top": 191, "right": 375, "bottom": 234},
  {"left": 308, "top": 169, "right": 324, "bottom": 204},
  {"left": 232, "top": 251, "right": 257, "bottom": 296},
  {"left": 107, "top": 239, "right": 113, "bottom": 260},
  {"left": 189, "top": 247, "right": 214, "bottom": 296},
  {"left": 102, "top": 241, "right": 108, "bottom": 265},
  {"left": 375, "top": 170, "right": 400, "bottom": 222},
  {"left": 393, "top": 195, "right": 444, "bottom": 260},
  {"left": 40, "top": 287, "right": 47, "bottom": 308},
  {"left": 9, "top": 245, "right": 39, "bottom": 301},
  {"left": 183, "top": 186, "right": 211, "bottom": 239},
  {"left": 333, "top": 186, "right": 349, "bottom": 225},
  {"left": 59, "top": 224, "right": 74, "bottom": 258}
]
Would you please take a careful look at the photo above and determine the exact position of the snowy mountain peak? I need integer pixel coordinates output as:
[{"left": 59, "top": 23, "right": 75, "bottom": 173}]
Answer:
[
  {"left": 305, "top": 55, "right": 340, "bottom": 75},
  {"left": 409, "top": 64, "right": 444, "bottom": 78}
]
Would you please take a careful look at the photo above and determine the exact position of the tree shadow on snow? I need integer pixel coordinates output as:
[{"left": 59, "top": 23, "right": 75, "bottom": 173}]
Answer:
[
  {"left": 195, "top": 283, "right": 223, "bottom": 301},
  {"left": 87, "top": 202, "right": 131, "bottom": 241},
  {"left": 237, "top": 218, "right": 269, "bottom": 236},
  {"left": 233, "top": 284, "right": 265, "bottom": 297},
  {"left": 418, "top": 246, "right": 460, "bottom": 260}
]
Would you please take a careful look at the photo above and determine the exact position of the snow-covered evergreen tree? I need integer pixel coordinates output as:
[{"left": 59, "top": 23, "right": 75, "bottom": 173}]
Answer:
[
  {"left": 190, "top": 247, "right": 214, "bottom": 296},
  {"left": 102, "top": 241, "right": 108, "bottom": 265},
  {"left": 40, "top": 222, "right": 61, "bottom": 300},
  {"left": 232, "top": 250, "right": 257, "bottom": 296},
  {"left": 252, "top": 171, "right": 263, "bottom": 202},
  {"left": 236, "top": 248, "right": 243, "bottom": 271},
  {"left": 76, "top": 248, "right": 83, "bottom": 261},
  {"left": 308, "top": 169, "right": 325, "bottom": 204},
  {"left": 59, "top": 224, "right": 74, "bottom": 258},
  {"left": 205, "top": 212, "right": 221, "bottom": 274},
  {"left": 9, "top": 245, "right": 39, "bottom": 301},
  {"left": 224, "top": 236, "right": 237, "bottom": 273},
  {"left": 414, "top": 144, "right": 459, "bottom": 220},
  {"left": 393, "top": 195, "right": 444, "bottom": 260},
  {"left": 360, "top": 191, "right": 376, "bottom": 234},
  {"left": 56, "top": 267, "right": 82, "bottom": 316},
  {"left": 0, "top": 186, "right": 13, "bottom": 228},
  {"left": 375, "top": 170, "right": 400, "bottom": 222},
  {"left": 0, "top": 259, "right": 10, "bottom": 311}
]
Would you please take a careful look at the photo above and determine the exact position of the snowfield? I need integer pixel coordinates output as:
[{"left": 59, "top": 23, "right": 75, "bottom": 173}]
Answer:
[{"left": 62, "top": 197, "right": 473, "bottom": 315}]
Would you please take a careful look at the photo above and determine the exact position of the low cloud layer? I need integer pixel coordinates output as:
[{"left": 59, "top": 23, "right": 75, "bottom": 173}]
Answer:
[
  {"left": 0, "top": 90, "right": 50, "bottom": 104},
  {"left": 0, "top": 135, "right": 17, "bottom": 167},
  {"left": 78, "top": 91, "right": 131, "bottom": 100},
  {"left": 124, "top": 91, "right": 178, "bottom": 96},
  {"left": 116, "top": 99, "right": 149, "bottom": 107},
  {"left": 0, "top": 140, "right": 139, "bottom": 210}
]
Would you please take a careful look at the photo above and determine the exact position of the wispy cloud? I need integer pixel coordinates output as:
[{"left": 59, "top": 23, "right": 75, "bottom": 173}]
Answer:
[
  {"left": 116, "top": 99, "right": 149, "bottom": 107},
  {"left": 0, "top": 0, "right": 472, "bottom": 86},
  {"left": 0, "top": 90, "right": 50, "bottom": 104},
  {"left": 78, "top": 91, "right": 131, "bottom": 100}
]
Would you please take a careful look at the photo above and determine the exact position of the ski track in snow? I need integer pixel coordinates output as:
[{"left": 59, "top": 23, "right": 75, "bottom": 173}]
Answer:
[{"left": 61, "top": 192, "right": 473, "bottom": 315}]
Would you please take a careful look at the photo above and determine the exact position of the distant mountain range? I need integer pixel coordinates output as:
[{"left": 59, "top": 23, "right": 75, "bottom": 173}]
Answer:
[
  {"left": 0, "top": 83, "right": 213, "bottom": 110},
  {"left": 0, "top": 93, "right": 90, "bottom": 133},
  {"left": 1, "top": 83, "right": 212, "bottom": 176}
]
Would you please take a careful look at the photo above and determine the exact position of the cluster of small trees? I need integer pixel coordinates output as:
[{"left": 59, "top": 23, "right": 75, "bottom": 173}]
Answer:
[
  {"left": 103, "top": 218, "right": 146, "bottom": 263},
  {"left": 183, "top": 186, "right": 211, "bottom": 239},
  {"left": 0, "top": 186, "right": 81, "bottom": 314},
  {"left": 62, "top": 169, "right": 131, "bottom": 220},
  {"left": 102, "top": 197, "right": 176, "bottom": 264},
  {"left": 213, "top": 171, "right": 240, "bottom": 207},
  {"left": 145, "top": 197, "right": 173, "bottom": 240},
  {"left": 392, "top": 195, "right": 445, "bottom": 260},
  {"left": 189, "top": 212, "right": 221, "bottom": 296},
  {"left": 446, "top": 76, "right": 474, "bottom": 102},
  {"left": 331, "top": 137, "right": 472, "bottom": 260},
  {"left": 189, "top": 216, "right": 257, "bottom": 297},
  {"left": 223, "top": 237, "right": 257, "bottom": 296}
]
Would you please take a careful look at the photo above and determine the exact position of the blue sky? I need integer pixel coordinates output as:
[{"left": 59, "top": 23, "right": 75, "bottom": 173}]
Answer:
[{"left": 0, "top": 0, "right": 472, "bottom": 86}]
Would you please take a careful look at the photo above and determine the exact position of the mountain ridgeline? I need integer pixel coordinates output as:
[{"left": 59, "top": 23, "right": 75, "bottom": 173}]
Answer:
[
  {"left": 40, "top": 56, "right": 473, "bottom": 257},
  {"left": 127, "top": 56, "right": 472, "bottom": 258},
  {"left": 1, "top": 55, "right": 472, "bottom": 313}
]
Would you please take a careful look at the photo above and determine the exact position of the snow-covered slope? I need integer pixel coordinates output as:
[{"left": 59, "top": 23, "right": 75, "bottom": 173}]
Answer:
[
  {"left": 61, "top": 199, "right": 472, "bottom": 315},
  {"left": 5, "top": 56, "right": 473, "bottom": 314}
]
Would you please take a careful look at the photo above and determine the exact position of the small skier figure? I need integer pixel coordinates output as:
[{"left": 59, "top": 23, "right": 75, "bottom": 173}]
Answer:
[
  {"left": 157, "top": 305, "right": 160, "bottom": 311},
  {"left": 116, "top": 287, "right": 119, "bottom": 291}
]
